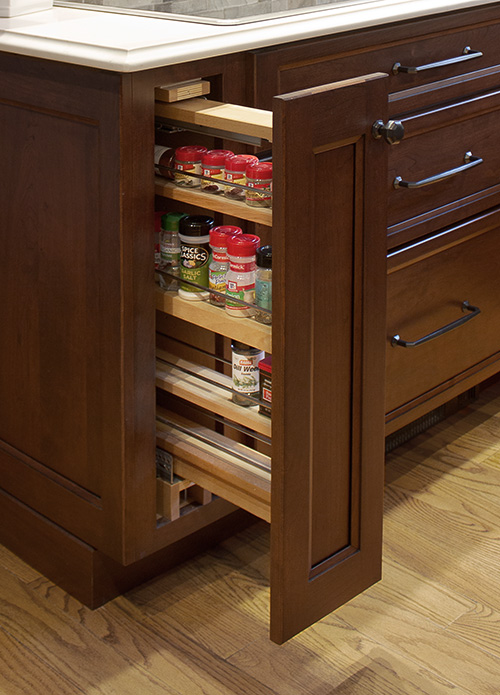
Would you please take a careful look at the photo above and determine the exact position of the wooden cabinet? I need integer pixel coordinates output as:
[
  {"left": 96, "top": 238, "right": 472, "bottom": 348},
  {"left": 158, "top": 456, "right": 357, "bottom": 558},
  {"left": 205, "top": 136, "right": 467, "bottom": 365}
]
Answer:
[
  {"left": 153, "top": 76, "right": 388, "bottom": 643},
  {"left": 2, "top": 2, "right": 500, "bottom": 644},
  {"left": 252, "top": 4, "right": 500, "bottom": 432}
]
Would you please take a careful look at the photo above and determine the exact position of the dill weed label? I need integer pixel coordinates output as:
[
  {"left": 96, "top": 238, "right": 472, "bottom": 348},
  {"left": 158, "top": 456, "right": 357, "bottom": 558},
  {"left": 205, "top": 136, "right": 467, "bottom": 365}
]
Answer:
[
  {"left": 178, "top": 215, "right": 214, "bottom": 301},
  {"left": 231, "top": 341, "right": 265, "bottom": 406}
]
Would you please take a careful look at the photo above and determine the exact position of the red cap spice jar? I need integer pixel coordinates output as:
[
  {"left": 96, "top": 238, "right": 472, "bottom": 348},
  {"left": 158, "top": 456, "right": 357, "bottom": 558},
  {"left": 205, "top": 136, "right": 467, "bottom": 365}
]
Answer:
[
  {"left": 223, "top": 154, "right": 259, "bottom": 200},
  {"left": 258, "top": 356, "right": 272, "bottom": 417},
  {"left": 154, "top": 145, "right": 175, "bottom": 178},
  {"left": 225, "top": 233, "right": 261, "bottom": 318},
  {"left": 174, "top": 145, "right": 207, "bottom": 187},
  {"left": 245, "top": 161, "right": 273, "bottom": 208},
  {"left": 208, "top": 225, "right": 242, "bottom": 307},
  {"left": 201, "top": 149, "right": 234, "bottom": 194}
]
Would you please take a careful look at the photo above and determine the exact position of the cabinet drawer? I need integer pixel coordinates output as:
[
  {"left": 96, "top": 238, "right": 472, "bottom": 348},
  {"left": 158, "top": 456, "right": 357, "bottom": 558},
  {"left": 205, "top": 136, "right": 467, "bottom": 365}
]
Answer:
[
  {"left": 386, "top": 210, "right": 500, "bottom": 416},
  {"left": 387, "top": 86, "right": 500, "bottom": 239},
  {"left": 254, "top": 16, "right": 500, "bottom": 109}
]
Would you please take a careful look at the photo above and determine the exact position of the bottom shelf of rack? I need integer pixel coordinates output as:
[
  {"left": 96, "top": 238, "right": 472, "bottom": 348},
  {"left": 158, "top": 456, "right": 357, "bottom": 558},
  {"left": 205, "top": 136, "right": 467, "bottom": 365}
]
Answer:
[{"left": 156, "top": 407, "right": 271, "bottom": 522}]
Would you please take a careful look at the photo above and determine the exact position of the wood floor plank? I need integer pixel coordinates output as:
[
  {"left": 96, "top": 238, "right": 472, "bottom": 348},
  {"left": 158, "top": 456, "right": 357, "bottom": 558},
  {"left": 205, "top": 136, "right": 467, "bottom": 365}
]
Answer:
[
  {"left": 0, "top": 625, "right": 84, "bottom": 695},
  {"left": 446, "top": 602, "right": 500, "bottom": 659},
  {"left": 374, "top": 557, "right": 474, "bottom": 627},
  {"left": 0, "top": 571, "right": 183, "bottom": 695},
  {"left": 331, "top": 589, "right": 500, "bottom": 695},
  {"left": 119, "top": 536, "right": 270, "bottom": 658},
  {"left": 228, "top": 614, "right": 470, "bottom": 695},
  {"left": 28, "top": 579, "right": 278, "bottom": 695},
  {"left": 383, "top": 454, "right": 500, "bottom": 609}
]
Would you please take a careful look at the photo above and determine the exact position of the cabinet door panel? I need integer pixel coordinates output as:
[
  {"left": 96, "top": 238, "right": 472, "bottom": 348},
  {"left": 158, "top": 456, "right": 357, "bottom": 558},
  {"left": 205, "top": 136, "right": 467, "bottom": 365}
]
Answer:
[{"left": 271, "top": 74, "right": 388, "bottom": 643}]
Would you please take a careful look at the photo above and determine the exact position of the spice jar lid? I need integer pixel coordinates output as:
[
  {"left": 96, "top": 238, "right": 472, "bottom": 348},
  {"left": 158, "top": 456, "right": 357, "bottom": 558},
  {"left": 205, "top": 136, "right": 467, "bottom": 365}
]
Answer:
[
  {"left": 256, "top": 245, "right": 272, "bottom": 268},
  {"left": 210, "top": 225, "right": 242, "bottom": 248},
  {"left": 202, "top": 149, "right": 234, "bottom": 166},
  {"left": 231, "top": 340, "right": 263, "bottom": 355},
  {"left": 258, "top": 355, "right": 272, "bottom": 373},
  {"left": 247, "top": 161, "right": 273, "bottom": 178},
  {"left": 161, "top": 211, "right": 187, "bottom": 231},
  {"left": 227, "top": 234, "right": 261, "bottom": 256},
  {"left": 175, "top": 145, "right": 208, "bottom": 161},
  {"left": 225, "top": 154, "right": 259, "bottom": 173},
  {"left": 179, "top": 214, "right": 214, "bottom": 236}
]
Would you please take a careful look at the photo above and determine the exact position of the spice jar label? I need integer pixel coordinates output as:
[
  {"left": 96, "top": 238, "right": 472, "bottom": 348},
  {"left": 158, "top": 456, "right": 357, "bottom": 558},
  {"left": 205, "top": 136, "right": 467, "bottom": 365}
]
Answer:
[{"left": 180, "top": 245, "right": 209, "bottom": 290}]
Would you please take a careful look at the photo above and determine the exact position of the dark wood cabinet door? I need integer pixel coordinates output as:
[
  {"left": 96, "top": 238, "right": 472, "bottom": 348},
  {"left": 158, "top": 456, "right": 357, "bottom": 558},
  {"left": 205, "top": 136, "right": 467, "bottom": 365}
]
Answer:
[{"left": 270, "top": 73, "right": 388, "bottom": 642}]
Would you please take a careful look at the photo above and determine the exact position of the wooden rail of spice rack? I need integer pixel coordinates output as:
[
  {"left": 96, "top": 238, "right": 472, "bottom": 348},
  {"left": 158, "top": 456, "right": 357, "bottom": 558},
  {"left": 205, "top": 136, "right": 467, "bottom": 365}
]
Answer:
[
  {"left": 156, "top": 408, "right": 271, "bottom": 522},
  {"left": 155, "top": 290, "right": 272, "bottom": 353},
  {"left": 154, "top": 96, "right": 273, "bottom": 524},
  {"left": 155, "top": 97, "right": 273, "bottom": 142}
]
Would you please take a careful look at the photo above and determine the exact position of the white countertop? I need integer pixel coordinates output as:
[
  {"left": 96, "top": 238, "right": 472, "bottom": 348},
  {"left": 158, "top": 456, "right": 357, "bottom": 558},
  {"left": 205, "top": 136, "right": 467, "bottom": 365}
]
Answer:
[{"left": 0, "top": 0, "right": 498, "bottom": 72}]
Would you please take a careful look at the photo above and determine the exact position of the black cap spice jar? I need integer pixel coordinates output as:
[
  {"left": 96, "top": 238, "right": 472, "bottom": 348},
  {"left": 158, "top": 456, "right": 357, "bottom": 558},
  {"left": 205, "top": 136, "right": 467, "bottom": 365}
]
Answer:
[{"left": 178, "top": 215, "right": 214, "bottom": 301}]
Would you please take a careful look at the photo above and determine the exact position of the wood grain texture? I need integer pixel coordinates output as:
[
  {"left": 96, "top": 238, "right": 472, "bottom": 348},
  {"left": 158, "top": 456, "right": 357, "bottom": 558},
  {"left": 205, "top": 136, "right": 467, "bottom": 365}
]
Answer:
[
  {"left": 1, "top": 379, "right": 500, "bottom": 694},
  {"left": 270, "top": 72, "right": 388, "bottom": 642},
  {"left": 155, "top": 97, "right": 273, "bottom": 141},
  {"left": 155, "top": 178, "right": 273, "bottom": 226}
]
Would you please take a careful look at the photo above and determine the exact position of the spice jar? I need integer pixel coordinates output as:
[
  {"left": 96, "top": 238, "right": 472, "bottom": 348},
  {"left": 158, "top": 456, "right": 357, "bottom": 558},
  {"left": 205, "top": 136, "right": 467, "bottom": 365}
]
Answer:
[
  {"left": 201, "top": 149, "right": 233, "bottom": 194},
  {"left": 223, "top": 154, "right": 259, "bottom": 200},
  {"left": 174, "top": 146, "right": 207, "bottom": 187},
  {"left": 154, "top": 145, "right": 175, "bottom": 178},
  {"left": 245, "top": 161, "right": 273, "bottom": 208},
  {"left": 231, "top": 341, "right": 265, "bottom": 407},
  {"left": 258, "top": 356, "right": 272, "bottom": 417},
  {"left": 154, "top": 211, "right": 163, "bottom": 269},
  {"left": 255, "top": 245, "right": 272, "bottom": 325},
  {"left": 208, "top": 225, "right": 242, "bottom": 307},
  {"left": 178, "top": 215, "right": 214, "bottom": 300},
  {"left": 226, "top": 234, "right": 260, "bottom": 318},
  {"left": 159, "top": 212, "right": 185, "bottom": 290}
]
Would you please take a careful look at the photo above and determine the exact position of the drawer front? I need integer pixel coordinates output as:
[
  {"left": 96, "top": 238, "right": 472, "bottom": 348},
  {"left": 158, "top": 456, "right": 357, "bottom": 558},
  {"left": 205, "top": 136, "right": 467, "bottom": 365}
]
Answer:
[
  {"left": 253, "top": 13, "right": 500, "bottom": 109},
  {"left": 386, "top": 211, "right": 500, "bottom": 415},
  {"left": 387, "top": 86, "right": 500, "bottom": 234}
]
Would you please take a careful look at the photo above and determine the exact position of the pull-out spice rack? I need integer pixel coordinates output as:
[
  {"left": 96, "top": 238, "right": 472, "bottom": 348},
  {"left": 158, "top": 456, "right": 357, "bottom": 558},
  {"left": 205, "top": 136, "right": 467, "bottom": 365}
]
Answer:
[{"left": 154, "top": 95, "right": 273, "bottom": 523}]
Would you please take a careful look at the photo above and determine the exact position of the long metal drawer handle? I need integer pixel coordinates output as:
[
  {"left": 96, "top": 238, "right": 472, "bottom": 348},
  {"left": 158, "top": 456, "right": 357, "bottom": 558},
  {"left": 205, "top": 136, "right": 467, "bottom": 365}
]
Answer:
[
  {"left": 393, "top": 152, "right": 482, "bottom": 190},
  {"left": 391, "top": 301, "right": 480, "bottom": 348},
  {"left": 392, "top": 46, "right": 482, "bottom": 74}
]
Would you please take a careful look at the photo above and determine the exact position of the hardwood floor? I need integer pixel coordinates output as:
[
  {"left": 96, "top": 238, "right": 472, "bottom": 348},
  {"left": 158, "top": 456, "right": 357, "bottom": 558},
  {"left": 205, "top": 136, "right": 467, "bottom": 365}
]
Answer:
[{"left": 1, "top": 382, "right": 500, "bottom": 694}]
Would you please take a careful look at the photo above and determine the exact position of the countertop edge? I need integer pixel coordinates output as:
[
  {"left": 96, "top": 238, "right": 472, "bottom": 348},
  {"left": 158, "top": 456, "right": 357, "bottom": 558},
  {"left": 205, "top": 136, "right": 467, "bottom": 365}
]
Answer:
[{"left": 1, "top": 0, "right": 499, "bottom": 72}]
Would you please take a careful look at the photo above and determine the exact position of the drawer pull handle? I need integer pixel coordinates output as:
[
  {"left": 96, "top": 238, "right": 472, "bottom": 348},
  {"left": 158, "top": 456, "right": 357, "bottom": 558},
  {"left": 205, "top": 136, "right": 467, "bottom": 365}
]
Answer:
[
  {"left": 393, "top": 152, "right": 482, "bottom": 190},
  {"left": 391, "top": 301, "right": 480, "bottom": 348},
  {"left": 392, "top": 46, "right": 482, "bottom": 74}
]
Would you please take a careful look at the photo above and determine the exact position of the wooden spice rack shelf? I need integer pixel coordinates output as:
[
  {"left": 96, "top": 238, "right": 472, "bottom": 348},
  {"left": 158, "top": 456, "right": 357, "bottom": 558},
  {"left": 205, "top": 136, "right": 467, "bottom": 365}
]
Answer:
[
  {"left": 156, "top": 407, "right": 271, "bottom": 522},
  {"left": 154, "top": 178, "right": 273, "bottom": 226},
  {"left": 155, "top": 288, "right": 272, "bottom": 353},
  {"left": 156, "top": 348, "right": 271, "bottom": 438}
]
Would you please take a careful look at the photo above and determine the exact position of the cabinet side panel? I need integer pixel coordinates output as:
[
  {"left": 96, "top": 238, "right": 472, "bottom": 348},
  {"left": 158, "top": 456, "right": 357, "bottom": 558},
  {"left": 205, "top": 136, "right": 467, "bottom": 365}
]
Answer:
[
  {"left": 271, "top": 74, "right": 388, "bottom": 643},
  {"left": 0, "top": 55, "right": 134, "bottom": 560},
  {"left": 0, "top": 102, "right": 101, "bottom": 491}
]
